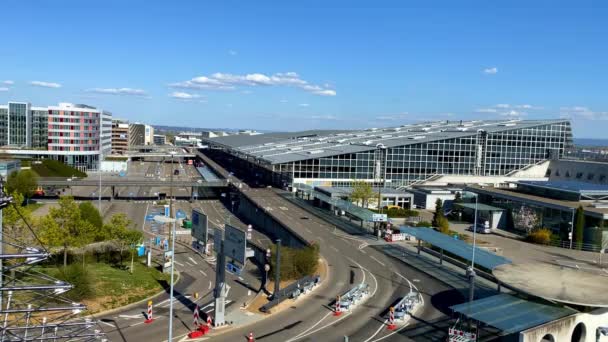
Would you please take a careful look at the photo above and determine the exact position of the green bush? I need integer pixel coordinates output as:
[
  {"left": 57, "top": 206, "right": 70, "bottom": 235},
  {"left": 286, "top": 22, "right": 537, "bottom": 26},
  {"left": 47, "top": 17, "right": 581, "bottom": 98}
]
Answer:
[
  {"left": 31, "top": 159, "right": 87, "bottom": 178},
  {"left": 416, "top": 221, "right": 432, "bottom": 227},
  {"left": 270, "top": 243, "right": 319, "bottom": 281},
  {"left": 385, "top": 207, "right": 419, "bottom": 218},
  {"left": 526, "top": 229, "right": 552, "bottom": 245},
  {"left": 55, "top": 264, "right": 94, "bottom": 301}
]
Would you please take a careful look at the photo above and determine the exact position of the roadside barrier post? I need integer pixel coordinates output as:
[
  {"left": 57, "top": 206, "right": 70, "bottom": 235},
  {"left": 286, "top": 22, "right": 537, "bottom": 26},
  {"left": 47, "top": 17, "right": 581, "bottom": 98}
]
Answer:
[
  {"left": 334, "top": 295, "right": 342, "bottom": 316},
  {"left": 144, "top": 301, "right": 154, "bottom": 323},
  {"left": 387, "top": 307, "right": 397, "bottom": 330}
]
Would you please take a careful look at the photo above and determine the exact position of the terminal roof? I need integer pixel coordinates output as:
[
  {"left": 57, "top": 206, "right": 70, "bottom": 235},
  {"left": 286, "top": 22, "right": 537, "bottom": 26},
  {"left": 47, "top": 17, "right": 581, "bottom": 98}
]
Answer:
[
  {"left": 399, "top": 226, "right": 512, "bottom": 270},
  {"left": 518, "top": 180, "right": 608, "bottom": 194},
  {"left": 203, "top": 119, "right": 568, "bottom": 165},
  {"left": 450, "top": 294, "right": 577, "bottom": 334}
]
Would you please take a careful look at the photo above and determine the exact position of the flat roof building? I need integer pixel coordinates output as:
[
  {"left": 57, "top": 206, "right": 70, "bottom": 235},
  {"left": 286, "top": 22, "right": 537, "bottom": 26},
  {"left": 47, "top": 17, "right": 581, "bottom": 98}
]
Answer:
[
  {"left": 204, "top": 119, "right": 572, "bottom": 188},
  {"left": 111, "top": 118, "right": 129, "bottom": 155}
]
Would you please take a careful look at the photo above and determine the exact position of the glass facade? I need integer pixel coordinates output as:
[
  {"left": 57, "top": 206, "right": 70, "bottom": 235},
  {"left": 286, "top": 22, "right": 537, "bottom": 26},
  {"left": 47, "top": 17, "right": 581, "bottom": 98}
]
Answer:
[
  {"left": 275, "top": 121, "right": 572, "bottom": 187},
  {"left": 8, "top": 102, "right": 28, "bottom": 146},
  {"left": 0, "top": 108, "right": 7, "bottom": 145},
  {"left": 31, "top": 110, "right": 48, "bottom": 148}
]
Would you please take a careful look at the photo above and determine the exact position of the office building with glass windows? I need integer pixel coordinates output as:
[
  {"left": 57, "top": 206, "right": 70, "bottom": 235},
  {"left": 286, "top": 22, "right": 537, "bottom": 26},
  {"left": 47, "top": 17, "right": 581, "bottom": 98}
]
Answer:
[
  {"left": 0, "top": 101, "right": 113, "bottom": 171},
  {"left": 203, "top": 119, "right": 573, "bottom": 188}
]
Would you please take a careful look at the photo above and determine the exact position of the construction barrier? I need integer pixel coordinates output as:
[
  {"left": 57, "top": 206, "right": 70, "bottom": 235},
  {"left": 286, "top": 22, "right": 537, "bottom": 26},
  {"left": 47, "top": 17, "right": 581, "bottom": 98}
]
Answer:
[
  {"left": 334, "top": 295, "right": 342, "bottom": 316},
  {"left": 387, "top": 307, "right": 397, "bottom": 330},
  {"left": 448, "top": 327, "right": 477, "bottom": 341},
  {"left": 144, "top": 301, "right": 154, "bottom": 323},
  {"left": 384, "top": 233, "right": 407, "bottom": 242}
]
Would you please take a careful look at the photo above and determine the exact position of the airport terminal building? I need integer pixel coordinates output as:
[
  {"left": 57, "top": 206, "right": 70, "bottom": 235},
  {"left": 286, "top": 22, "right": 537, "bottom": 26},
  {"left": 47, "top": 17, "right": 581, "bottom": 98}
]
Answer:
[{"left": 203, "top": 119, "right": 572, "bottom": 188}]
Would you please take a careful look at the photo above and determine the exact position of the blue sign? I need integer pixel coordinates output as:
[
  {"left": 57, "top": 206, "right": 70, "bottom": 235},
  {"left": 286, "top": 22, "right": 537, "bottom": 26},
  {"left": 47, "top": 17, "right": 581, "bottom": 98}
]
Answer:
[
  {"left": 226, "top": 262, "right": 242, "bottom": 276},
  {"left": 176, "top": 209, "right": 186, "bottom": 219},
  {"left": 164, "top": 205, "right": 170, "bottom": 217},
  {"left": 145, "top": 214, "right": 155, "bottom": 221},
  {"left": 137, "top": 246, "right": 146, "bottom": 257},
  {"left": 155, "top": 236, "right": 161, "bottom": 246},
  {"left": 119, "top": 171, "right": 126, "bottom": 177}
]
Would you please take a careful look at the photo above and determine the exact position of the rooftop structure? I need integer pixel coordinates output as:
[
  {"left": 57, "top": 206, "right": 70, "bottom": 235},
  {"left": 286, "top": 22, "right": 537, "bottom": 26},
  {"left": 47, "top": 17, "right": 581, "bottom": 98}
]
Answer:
[
  {"left": 516, "top": 180, "right": 608, "bottom": 201},
  {"left": 205, "top": 119, "right": 572, "bottom": 188}
]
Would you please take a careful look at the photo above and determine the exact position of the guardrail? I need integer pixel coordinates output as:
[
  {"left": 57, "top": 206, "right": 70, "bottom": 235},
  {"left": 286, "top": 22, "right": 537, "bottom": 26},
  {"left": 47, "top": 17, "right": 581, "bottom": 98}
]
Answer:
[
  {"left": 392, "top": 291, "right": 420, "bottom": 319},
  {"left": 334, "top": 283, "right": 370, "bottom": 310},
  {"left": 259, "top": 275, "right": 321, "bottom": 313}
]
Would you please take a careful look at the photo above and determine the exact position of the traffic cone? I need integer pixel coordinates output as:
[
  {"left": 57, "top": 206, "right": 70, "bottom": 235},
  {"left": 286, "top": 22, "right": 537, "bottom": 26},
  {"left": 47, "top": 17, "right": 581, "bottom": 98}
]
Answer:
[
  {"left": 144, "top": 301, "right": 154, "bottom": 323},
  {"left": 248, "top": 332, "right": 255, "bottom": 342},
  {"left": 333, "top": 295, "right": 342, "bottom": 316},
  {"left": 206, "top": 315, "right": 213, "bottom": 327},
  {"left": 387, "top": 307, "right": 397, "bottom": 330}
]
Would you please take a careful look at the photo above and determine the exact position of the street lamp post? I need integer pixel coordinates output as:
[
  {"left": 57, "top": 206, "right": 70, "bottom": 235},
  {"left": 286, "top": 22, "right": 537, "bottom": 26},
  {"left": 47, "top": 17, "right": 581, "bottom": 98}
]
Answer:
[
  {"left": 468, "top": 193, "right": 478, "bottom": 303},
  {"left": 153, "top": 215, "right": 177, "bottom": 342}
]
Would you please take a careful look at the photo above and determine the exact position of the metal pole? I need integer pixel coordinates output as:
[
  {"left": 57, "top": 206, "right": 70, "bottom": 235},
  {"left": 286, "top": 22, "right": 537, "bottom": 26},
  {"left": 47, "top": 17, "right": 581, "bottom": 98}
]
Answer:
[
  {"left": 570, "top": 209, "right": 575, "bottom": 249},
  {"left": 274, "top": 239, "right": 281, "bottom": 300},
  {"left": 472, "top": 195, "right": 478, "bottom": 268},
  {"left": 98, "top": 164, "right": 101, "bottom": 212},
  {"left": 170, "top": 153, "right": 174, "bottom": 218},
  {"left": 0, "top": 207, "right": 3, "bottom": 311},
  {"left": 168, "top": 219, "right": 176, "bottom": 342}
]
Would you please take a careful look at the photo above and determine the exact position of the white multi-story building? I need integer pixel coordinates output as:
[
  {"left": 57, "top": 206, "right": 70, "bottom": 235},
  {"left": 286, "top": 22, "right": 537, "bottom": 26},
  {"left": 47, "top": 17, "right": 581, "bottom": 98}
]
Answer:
[
  {"left": 0, "top": 101, "right": 112, "bottom": 171},
  {"left": 144, "top": 124, "right": 154, "bottom": 145}
]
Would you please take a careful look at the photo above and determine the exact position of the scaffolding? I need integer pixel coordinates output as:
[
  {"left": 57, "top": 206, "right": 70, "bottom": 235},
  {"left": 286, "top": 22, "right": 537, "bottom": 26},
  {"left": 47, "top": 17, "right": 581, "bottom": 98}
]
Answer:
[{"left": 0, "top": 177, "right": 106, "bottom": 342}]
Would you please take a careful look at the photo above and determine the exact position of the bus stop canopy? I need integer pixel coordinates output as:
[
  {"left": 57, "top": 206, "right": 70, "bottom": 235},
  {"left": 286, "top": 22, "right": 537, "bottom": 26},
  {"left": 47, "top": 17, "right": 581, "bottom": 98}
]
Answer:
[
  {"left": 450, "top": 294, "right": 577, "bottom": 334},
  {"left": 399, "top": 226, "right": 511, "bottom": 270}
]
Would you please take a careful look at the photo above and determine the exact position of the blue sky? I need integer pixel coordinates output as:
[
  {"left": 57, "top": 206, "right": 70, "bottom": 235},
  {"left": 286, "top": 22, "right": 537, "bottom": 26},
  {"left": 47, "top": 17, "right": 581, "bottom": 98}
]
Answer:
[{"left": 0, "top": 1, "right": 607, "bottom": 137}]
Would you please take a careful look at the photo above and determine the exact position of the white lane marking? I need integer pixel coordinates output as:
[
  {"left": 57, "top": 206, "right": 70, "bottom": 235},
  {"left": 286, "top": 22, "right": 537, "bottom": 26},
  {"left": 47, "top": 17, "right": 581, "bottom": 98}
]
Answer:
[
  {"left": 238, "top": 276, "right": 244, "bottom": 281},
  {"left": 225, "top": 286, "right": 231, "bottom": 297},
  {"left": 203, "top": 300, "right": 232, "bottom": 313},
  {"left": 287, "top": 311, "right": 332, "bottom": 342},
  {"left": 304, "top": 228, "right": 312, "bottom": 234},
  {"left": 199, "top": 269, "right": 207, "bottom": 277},
  {"left": 360, "top": 249, "right": 367, "bottom": 254},
  {"left": 99, "top": 320, "right": 115, "bottom": 327},
  {"left": 174, "top": 261, "right": 185, "bottom": 267},
  {"left": 363, "top": 318, "right": 389, "bottom": 342},
  {"left": 330, "top": 246, "right": 339, "bottom": 252},
  {"left": 141, "top": 203, "right": 150, "bottom": 232},
  {"left": 288, "top": 312, "right": 352, "bottom": 342},
  {"left": 129, "top": 321, "right": 145, "bottom": 327},
  {"left": 118, "top": 314, "right": 142, "bottom": 319},
  {"left": 185, "top": 262, "right": 193, "bottom": 267},
  {"left": 188, "top": 257, "right": 198, "bottom": 265},
  {"left": 370, "top": 255, "right": 385, "bottom": 266},
  {"left": 208, "top": 281, "right": 213, "bottom": 290}
]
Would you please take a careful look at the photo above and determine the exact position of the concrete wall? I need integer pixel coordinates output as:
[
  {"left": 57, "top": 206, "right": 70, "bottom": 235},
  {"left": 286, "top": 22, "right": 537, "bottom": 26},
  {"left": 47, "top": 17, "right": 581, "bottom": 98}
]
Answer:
[
  {"left": 548, "top": 159, "right": 608, "bottom": 185},
  {"left": 520, "top": 308, "right": 608, "bottom": 342},
  {"left": 237, "top": 193, "right": 309, "bottom": 249}
]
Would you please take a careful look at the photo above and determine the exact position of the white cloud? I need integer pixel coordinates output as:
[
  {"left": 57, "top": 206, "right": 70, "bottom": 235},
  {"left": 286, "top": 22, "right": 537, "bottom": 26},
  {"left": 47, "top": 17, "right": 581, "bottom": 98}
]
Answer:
[
  {"left": 30, "top": 81, "right": 61, "bottom": 88},
  {"left": 475, "top": 108, "right": 498, "bottom": 113},
  {"left": 560, "top": 106, "right": 608, "bottom": 120},
  {"left": 228, "top": 50, "right": 237, "bottom": 56},
  {"left": 87, "top": 88, "right": 147, "bottom": 96},
  {"left": 299, "top": 103, "right": 310, "bottom": 107},
  {"left": 280, "top": 99, "right": 288, "bottom": 103},
  {"left": 169, "top": 91, "right": 201, "bottom": 100},
  {"left": 2, "top": 80, "right": 14, "bottom": 85},
  {"left": 495, "top": 103, "right": 510, "bottom": 109},
  {"left": 0, "top": 87, "right": 8, "bottom": 92},
  {"left": 170, "top": 72, "right": 336, "bottom": 96},
  {"left": 500, "top": 110, "right": 524, "bottom": 118},
  {"left": 483, "top": 67, "right": 498, "bottom": 75}
]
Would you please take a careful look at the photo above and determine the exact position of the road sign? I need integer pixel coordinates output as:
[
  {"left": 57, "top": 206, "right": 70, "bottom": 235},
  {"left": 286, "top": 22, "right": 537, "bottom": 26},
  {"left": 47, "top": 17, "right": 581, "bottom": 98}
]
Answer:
[
  {"left": 164, "top": 205, "right": 170, "bottom": 217},
  {"left": 372, "top": 213, "right": 388, "bottom": 222},
  {"left": 224, "top": 225, "right": 247, "bottom": 265},
  {"left": 191, "top": 209, "right": 208, "bottom": 244},
  {"left": 175, "top": 229, "right": 191, "bottom": 235}
]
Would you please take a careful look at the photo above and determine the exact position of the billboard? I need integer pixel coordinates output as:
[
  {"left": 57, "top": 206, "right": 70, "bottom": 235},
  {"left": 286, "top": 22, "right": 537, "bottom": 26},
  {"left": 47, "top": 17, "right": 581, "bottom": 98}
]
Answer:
[
  {"left": 372, "top": 213, "right": 388, "bottom": 222},
  {"left": 191, "top": 208, "right": 208, "bottom": 244},
  {"left": 224, "top": 225, "right": 247, "bottom": 265}
]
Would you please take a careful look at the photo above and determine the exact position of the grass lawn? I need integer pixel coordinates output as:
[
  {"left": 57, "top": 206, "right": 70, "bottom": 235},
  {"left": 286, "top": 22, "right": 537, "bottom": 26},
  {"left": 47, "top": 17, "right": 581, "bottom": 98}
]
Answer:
[
  {"left": 36, "top": 261, "right": 172, "bottom": 314},
  {"left": 31, "top": 159, "right": 87, "bottom": 178},
  {"left": 25, "top": 202, "right": 43, "bottom": 212}
]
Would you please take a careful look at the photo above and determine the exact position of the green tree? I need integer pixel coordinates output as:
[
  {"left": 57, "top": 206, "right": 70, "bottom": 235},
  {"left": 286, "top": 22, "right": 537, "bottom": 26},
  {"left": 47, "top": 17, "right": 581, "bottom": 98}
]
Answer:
[
  {"left": 104, "top": 213, "right": 142, "bottom": 269},
  {"left": 79, "top": 202, "right": 103, "bottom": 231},
  {"left": 432, "top": 199, "right": 444, "bottom": 227},
  {"left": 574, "top": 206, "right": 585, "bottom": 249},
  {"left": 2, "top": 192, "right": 35, "bottom": 245},
  {"left": 6, "top": 170, "right": 39, "bottom": 202},
  {"left": 454, "top": 192, "right": 463, "bottom": 204},
  {"left": 38, "top": 196, "right": 95, "bottom": 267},
  {"left": 350, "top": 180, "right": 374, "bottom": 208}
]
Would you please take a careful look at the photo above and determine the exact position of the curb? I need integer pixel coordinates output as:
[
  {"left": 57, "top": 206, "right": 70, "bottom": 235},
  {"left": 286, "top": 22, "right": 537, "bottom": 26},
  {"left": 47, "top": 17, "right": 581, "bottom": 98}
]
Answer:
[{"left": 89, "top": 269, "right": 181, "bottom": 318}]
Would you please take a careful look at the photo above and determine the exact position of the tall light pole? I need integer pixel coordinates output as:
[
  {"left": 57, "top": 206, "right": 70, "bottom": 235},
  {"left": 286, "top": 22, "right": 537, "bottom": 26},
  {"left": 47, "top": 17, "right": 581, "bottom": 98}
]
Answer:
[
  {"left": 467, "top": 193, "right": 478, "bottom": 303},
  {"left": 98, "top": 162, "right": 102, "bottom": 212},
  {"left": 169, "top": 151, "right": 176, "bottom": 218},
  {"left": 154, "top": 215, "right": 177, "bottom": 342}
]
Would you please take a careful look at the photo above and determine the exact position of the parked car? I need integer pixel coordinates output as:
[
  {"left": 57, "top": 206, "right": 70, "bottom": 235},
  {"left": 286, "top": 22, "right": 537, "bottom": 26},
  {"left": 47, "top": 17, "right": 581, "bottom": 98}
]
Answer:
[{"left": 468, "top": 223, "right": 491, "bottom": 234}]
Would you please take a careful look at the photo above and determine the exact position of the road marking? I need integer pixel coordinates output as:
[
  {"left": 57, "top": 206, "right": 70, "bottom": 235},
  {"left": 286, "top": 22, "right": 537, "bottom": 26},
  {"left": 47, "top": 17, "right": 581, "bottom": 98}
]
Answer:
[
  {"left": 330, "top": 246, "right": 339, "bottom": 252},
  {"left": 360, "top": 249, "right": 367, "bottom": 254},
  {"left": 118, "top": 314, "right": 142, "bottom": 319},
  {"left": 208, "top": 281, "right": 213, "bottom": 290},
  {"left": 199, "top": 269, "right": 207, "bottom": 276},
  {"left": 370, "top": 255, "right": 385, "bottom": 266},
  {"left": 174, "top": 261, "right": 185, "bottom": 267},
  {"left": 238, "top": 276, "right": 244, "bottom": 281},
  {"left": 287, "top": 311, "right": 332, "bottom": 342},
  {"left": 288, "top": 312, "right": 351, "bottom": 342},
  {"left": 129, "top": 321, "right": 145, "bottom": 327},
  {"left": 99, "top": 320, "right": 115, "bottom": 327},
  {"left": 363, "top": 318, "right": 389, "bottom": 342},
  {"left": 185, "top": 262, "right": 193, "bottom": 267},
  {"left": 304, "top": 228, "right": 312, "bottom": 234},
  {"left": 141, "top": 203, "right": 150, "bottom": 232},
  {"left": 188, "top": 257, "right": 198, "bottom": 265}
]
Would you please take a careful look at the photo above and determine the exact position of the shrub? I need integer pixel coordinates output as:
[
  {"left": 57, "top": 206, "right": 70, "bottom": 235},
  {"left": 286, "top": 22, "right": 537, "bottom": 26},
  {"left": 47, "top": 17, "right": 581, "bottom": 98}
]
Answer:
[
  {"left": 31, "top": 159, "right": 87, "bottom": 178},
  {"left": 270, "top": 243, "right": 319, "bottom": 281},
  {"left": 55, "top": 264, "right": 94, "bottom": 301},
  {"left": 416, "top": 221, "right": 432, "bottom": 227},
  {"left": 385, "top": 207, "right": 419, "bottom": 218},
  {"left": 526, "top": 229, "right": 552, "bottom": 245}
]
